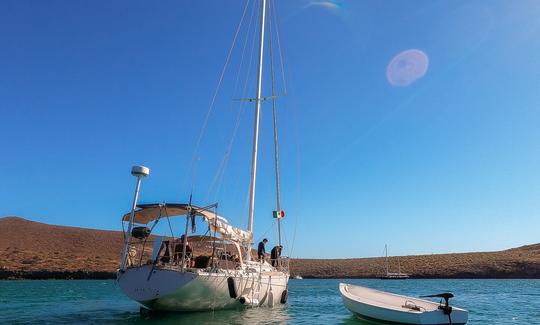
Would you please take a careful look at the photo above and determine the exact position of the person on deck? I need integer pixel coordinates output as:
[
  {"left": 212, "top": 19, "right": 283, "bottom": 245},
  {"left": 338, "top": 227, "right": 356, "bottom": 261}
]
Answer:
[
  {"left": 257, "top": 238, "right": 268, "bottom": 261},
  {"left": 270, "top": 245, "right": 283, "bottom": 267}
]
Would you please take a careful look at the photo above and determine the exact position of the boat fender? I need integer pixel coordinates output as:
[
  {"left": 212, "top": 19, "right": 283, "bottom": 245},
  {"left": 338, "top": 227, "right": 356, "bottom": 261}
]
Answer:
[
  {"left": 268, "top": 281, "right": 274, "bottom": 307},
  {"left": 227, "top": 277, "right": 237, "bottom": 299},
  {"left": 268, "top": 290, "right": 274, "bottom": 307},
  {"left": 280, "top": 289, "right": 288, "bottom": 304}
]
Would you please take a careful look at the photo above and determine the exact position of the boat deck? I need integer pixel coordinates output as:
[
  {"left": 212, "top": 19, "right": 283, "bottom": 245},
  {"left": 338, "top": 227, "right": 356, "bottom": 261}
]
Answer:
[{"left": 342, "top": 284, "right": 441, "bottom": 313}]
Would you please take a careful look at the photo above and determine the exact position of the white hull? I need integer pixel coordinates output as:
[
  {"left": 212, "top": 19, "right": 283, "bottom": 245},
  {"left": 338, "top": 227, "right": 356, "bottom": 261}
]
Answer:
[
  {"left": 118, "top": 0, "right": 292, "bottom": 314},
  {"left": 118, "top": 265, "right": 289, "bottom": 312},
  {"left": 340, "top": 283, "right": 468, "bottom": 325}
]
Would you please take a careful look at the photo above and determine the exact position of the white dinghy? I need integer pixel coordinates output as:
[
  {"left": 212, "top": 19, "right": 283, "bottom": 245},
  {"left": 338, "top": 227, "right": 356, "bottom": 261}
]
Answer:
[{"left": 340, "top": 283, "right": 468, "bottom": 324}]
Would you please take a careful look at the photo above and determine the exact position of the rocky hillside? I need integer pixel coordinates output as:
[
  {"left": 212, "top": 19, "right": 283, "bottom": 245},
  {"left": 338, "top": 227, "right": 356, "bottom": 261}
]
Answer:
[
  {"left": 0, "top": 217, "right": 122, "bottom": 279},
  {"left": 1, "top": 217, "right": 539, "bottom": 279},
  {"left": 291, "top": 244, "right": 540, "bottom": 279}
]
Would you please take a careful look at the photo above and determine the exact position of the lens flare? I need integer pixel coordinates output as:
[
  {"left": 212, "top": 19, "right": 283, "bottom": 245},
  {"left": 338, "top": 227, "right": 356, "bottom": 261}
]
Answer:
[
  {"left": 304, "top": 0, "right": 342, "bottom": 11},
  {"left": 386, "top": 49, "right": 429, "bottom": 87}
]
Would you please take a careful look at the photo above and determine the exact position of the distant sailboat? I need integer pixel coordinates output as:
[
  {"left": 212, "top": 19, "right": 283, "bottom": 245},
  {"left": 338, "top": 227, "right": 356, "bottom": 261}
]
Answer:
[{"left": 380, "top": 244, "right": 409, "bottom": 280}]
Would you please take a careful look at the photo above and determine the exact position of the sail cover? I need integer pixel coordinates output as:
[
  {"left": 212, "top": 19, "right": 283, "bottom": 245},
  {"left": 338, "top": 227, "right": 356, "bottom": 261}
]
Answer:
[{"left": 121, "top": 203, "right": 252, "bottom": 243}]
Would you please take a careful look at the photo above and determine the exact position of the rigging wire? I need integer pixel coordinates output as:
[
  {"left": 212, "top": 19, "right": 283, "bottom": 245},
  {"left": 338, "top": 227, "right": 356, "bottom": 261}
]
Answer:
[
  {"left": 206, "top": 0, "right": 259, "bottom": 202},
  {"left": 254, "top": 219, "right": 277, "bottom": 246},
  {"left": 271, "top": 0, "right": 287, "bottom": 96},
  {"left": 184, "top": 0, "right": 252, "bottom": 196},
  {"left": 239, "top": 0, "right": 263, "bottom": 220},
  {"left": 269, "top": 0, "right": 299, "bottom": 258},
  {"left": 186, "top": 1, "right": 295, "bottom": 259},
  {"left": 268, "top": 0, "right": 284, "bottom": 249},
  {"left": 269, "top": 0, "right": 292, "bottom": 253}
]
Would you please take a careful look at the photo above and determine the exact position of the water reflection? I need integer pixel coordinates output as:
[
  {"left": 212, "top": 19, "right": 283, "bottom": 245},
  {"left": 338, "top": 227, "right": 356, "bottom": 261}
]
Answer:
[
  {"left": 2, "top": 279, "right": 539, "bottom": 324},
  {"left": 127, "top": 306, "right": 290, "bottom": 325},
  {"left": 342, "top": 314, "right": 400, "bottom": 325},
  {"left": 126, "top": 307, "right": 387, "bottom": 325}
]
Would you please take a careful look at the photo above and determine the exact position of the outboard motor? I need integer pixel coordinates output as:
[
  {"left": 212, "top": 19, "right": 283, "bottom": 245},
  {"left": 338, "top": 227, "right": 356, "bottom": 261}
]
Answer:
[{"left": 421, "top": 293, "right": 454, "bottom": 324}]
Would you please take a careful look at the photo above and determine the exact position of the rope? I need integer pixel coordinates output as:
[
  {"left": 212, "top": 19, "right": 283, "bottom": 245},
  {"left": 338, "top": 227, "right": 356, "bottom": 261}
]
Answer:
[
  {"left": 164, "top": 205, "right": 175, "bottom": 241},
  {"left": 211, "top": 206, "right": 219, "bottom": 315},
  {"left": 254, "top": 219, "right": 277, "bottom": 245},
  {"left": 207, "top": 0, "right": 260, "bottom": 203},
  {"left": 210, "top": 206, "right": 219, "bottom": 269},
  {"left": 284, "top": 81, "right": 302, "bottom": 258},
  {"left": 268, "top": 0, "right": 282, "bottom": 240},
  {"left": 268, "top": 0, "right": 292, "bottom": 257},
  {"left": 184, "top": 0, "right": 252, "bottom": 195},
  {"left": 271, "top": 0, "right": 287, "bottom": 96}
]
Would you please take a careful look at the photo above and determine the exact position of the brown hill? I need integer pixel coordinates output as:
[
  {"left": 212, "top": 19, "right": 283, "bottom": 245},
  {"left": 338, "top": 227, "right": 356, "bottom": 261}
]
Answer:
[
  {"left": 0, "top": 216, "right": 123, "bottom": 278},
  {"left": 291, "top": 245, "right": 540, "bottom": 279},
  {"left": 1, "top": 217, "right": 540, "bottom": 279}
]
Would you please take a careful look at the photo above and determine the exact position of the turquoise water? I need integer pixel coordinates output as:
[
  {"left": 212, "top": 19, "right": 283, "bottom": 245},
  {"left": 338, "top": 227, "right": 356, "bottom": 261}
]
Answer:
[{"left": 1, "top": 279, "right": 539, "bottom": 324}]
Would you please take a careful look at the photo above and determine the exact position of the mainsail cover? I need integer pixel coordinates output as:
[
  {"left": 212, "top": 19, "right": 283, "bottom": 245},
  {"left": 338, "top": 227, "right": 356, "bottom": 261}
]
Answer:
[{"left": 121, "top": 203, "right": 252, "bottom": 243}]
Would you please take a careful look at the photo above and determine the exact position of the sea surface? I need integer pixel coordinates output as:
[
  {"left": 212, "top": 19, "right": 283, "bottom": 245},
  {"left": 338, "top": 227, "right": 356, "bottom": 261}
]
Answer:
[{"left": 1, "top": 279, "right": 539, "bottom": 324}]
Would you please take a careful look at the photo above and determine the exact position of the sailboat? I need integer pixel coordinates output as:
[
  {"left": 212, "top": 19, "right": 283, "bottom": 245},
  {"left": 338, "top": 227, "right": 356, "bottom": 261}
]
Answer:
[
  {"left": 117, "top": 0, "right": 290, "bottom": 312},
  {"left": 380, "top": 244, "right": 409, "bottom": 280}
]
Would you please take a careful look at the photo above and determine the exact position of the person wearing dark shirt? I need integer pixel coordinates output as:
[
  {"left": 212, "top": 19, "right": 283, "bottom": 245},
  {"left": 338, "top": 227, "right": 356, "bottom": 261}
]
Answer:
[
  {"left": 270, "top": 245, "right": 283, "bottom": 267},
  {"left": 257, "top": 238, "right": 268, "bottom": 261}
]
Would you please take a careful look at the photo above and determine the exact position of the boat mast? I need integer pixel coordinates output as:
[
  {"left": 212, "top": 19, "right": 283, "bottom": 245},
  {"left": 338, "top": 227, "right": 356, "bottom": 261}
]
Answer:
[
  {"left": 268, "top": 0, "right": 282, "bottom": 247},
  {"left": 247, "top": 0, "right": 267, "bottom": 248}
]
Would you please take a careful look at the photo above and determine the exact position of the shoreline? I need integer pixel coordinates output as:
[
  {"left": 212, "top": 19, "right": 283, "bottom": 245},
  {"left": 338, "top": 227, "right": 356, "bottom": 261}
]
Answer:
[
  {"left": 2, "top": 217, "right": 540, "bottom": 280},
  {"left": 0, "top": 270, "right": 117, "bottom": 280},
  {"left": 3, "top": 271, "right": 540, "bottom": 280}
]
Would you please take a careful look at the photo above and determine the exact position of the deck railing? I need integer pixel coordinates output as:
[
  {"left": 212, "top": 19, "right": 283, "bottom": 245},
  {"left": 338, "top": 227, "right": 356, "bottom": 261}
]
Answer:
[
  {"left": 125, "top": 236, "right": 290, "bottom": 274},
  {"left": 125, "top": 237, "right": 243, "bottom": 270}
]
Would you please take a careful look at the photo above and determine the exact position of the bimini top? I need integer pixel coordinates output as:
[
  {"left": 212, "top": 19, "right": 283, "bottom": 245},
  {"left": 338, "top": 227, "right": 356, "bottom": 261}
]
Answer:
[{"left": 122, "top": 203, "right": 252, "bottom": 243}]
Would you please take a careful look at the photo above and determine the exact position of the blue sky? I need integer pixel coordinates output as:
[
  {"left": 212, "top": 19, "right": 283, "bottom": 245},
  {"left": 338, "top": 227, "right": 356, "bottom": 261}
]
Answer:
[{"left": 1, "top": 0, "right": 540, "bottom": 258}]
